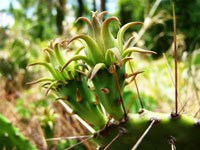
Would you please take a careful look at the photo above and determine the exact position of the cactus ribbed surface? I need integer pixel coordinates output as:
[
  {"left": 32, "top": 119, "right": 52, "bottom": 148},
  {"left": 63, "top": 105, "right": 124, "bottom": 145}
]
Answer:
[
  {"left": 29, "top": 11, "right": 200, "bottom": 150},
  {"left": 0, "top": 114, "right": 37, "bottom": 150}
]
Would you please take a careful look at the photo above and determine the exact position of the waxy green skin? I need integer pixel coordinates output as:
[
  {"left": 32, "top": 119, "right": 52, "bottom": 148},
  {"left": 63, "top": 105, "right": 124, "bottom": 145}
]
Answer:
[
  {"left": 92, "top": 65, "right": 126, "bottom": 120},
  {"left": 96, "top": 110, "right": 200, "bottom": 150},
  {"left": 58, "top": 77, "right": 107, "bottom": 130},
  {"left": 0, "top": 114, "right": 37, "bottom": 150}
]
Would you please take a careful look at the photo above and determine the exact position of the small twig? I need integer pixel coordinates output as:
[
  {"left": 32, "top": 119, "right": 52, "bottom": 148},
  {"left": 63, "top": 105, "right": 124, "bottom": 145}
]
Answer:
[
  {"left": 65, "top": 135, "right": 94, "bottom": 150},
  {"left": 109, "top": 54, "right": 127, "bottom": 119},
  {"left": 131, "top": 119, "right": 156, "bottom": 150},
  {"left": 129, "top": 61, "right": 144, "bottom": 109}
]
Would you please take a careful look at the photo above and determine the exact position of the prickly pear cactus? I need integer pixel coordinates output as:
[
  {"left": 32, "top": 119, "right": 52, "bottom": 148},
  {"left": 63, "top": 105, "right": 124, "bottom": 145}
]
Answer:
[
  {"left": 0, "top": 114, "right": 37, "bottom": 150},
  {"left": 29, "top": 11, "right": 200, "bottom": 150}
]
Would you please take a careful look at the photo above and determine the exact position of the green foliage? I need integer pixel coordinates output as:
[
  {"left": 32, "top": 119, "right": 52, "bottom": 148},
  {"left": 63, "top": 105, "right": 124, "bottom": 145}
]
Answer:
[
  {"left": 117, "top": 0, "right": 200, "bottom": 57},
  {"left": 192, "top": 51, "right": 200, "bottom": 66},
  {"left": 0, "top": 58, "right": 15, "bottom": 79}
]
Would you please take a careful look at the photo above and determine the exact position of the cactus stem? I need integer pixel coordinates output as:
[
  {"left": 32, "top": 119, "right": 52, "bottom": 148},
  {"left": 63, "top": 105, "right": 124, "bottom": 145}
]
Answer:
[
  {"left": 131, "top": 119, "right": 156, "bottom": 150},
  {"left": 110, "top": 53, "right": 127, "bottom": 120},
  {"left": 65, "top": 135, "right": 94, "bottom": 150}
]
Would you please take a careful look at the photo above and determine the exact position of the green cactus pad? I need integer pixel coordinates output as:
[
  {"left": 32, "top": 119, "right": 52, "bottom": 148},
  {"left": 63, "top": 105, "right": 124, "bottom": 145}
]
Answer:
[
  {"left": 97, "top": 110, "right": 200, "bottom": 150},
  {"left": 0, "top": 114, "right": 37, "bottom": 150}
]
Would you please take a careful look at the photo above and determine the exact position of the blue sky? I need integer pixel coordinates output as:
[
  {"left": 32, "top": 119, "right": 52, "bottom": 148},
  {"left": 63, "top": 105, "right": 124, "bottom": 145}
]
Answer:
[
  {"left": 0, "top": 0, "right": 20, "bottom": 10},
  {"left": 0, "top": 0, "right": 117, "bottom": 12}
]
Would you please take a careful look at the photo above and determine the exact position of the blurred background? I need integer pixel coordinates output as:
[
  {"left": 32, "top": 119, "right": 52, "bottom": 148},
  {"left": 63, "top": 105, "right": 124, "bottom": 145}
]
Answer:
[{"left": 0, "top": 0, "right": 200, "bottom": 149}]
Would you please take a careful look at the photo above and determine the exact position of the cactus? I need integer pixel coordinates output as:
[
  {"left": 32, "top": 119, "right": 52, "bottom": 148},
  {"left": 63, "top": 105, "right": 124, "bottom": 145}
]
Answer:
[
  {"left": 29, "top": 10, "right": 200, "bottom": 150},
  {"left": 0, "top": 113, "right": 37, "bottom": 150}
]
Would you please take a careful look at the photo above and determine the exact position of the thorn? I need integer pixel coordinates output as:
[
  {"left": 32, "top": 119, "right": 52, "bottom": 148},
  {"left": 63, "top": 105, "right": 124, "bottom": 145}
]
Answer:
[
  {"left": 125, "top": 71, "right": 144, "bottom": 79},
  {"left": 55, "top": 97, "right": 68, "bottom": 101},
  {"left": 178, "top": 95, "right": 192, "bottom": 114},
  {"left": 128, "top": 60, "right": 144, "bottom": 109},
  {"left": 168, "top": 136, "right": 176, "bottom": 150},
  {"left": 131, "top": 119, "right": 156, "bottom": 150},
  {"left": 75, "top": 70, "right": 86, "bottom": 76},
  {"left": 109, "top": 53, "right": 127, "bottom": 120},
  {"left": 65, "top": 135, "right": 94, "bottom": 150},
  {"left": 163, "top": 53, "right": 182, "bottom": 108},
  {"left": 172, "top": 2, "right": 178, "bottom": 115},
  {"left": 76, "top": 88, "right": 82, "bottom": 102},
  {"left": 100, "top": 88, "right": 110, "bottom": 94},
  {"left": 103, "top": 127, "right": 127, "bottom": 150},
  {"left": 46, "top": 135, "right": 91, "bottom": 141},
  {"left": 94, "top": 92, "right": 99, "bottom": 105}
]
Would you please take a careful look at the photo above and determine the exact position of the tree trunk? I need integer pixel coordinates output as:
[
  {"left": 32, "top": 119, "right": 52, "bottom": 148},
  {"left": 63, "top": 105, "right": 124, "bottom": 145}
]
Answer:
[
  {"left": 100, "top": 0, "right": 106, "bottom": 12},
  {"left": 56, "top": 0, "right": 67, "bottom": 35}
]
